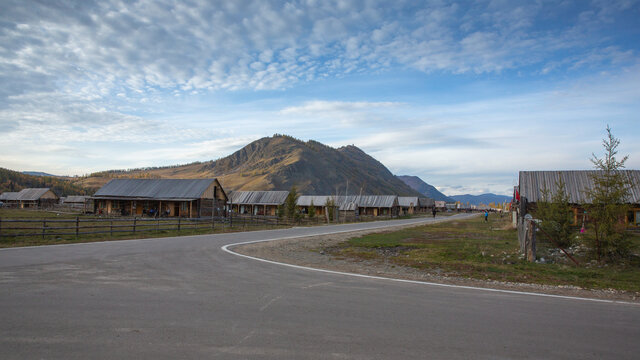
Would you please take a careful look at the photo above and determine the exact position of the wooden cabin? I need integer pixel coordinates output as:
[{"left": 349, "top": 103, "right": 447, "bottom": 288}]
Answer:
[
  {"left": 517, "top": 170, "right": 640, "bottom": 227},
  {"left": 0, "top": 192, "right": 19, "bottom": 207},
  {"left": 228, "top": 191, "right": 289, "bottom": 216},
  {"left": 297, "top": 195, "right": 399, "bottom": 219},
  {"left": 92, "top": 178, "right": 227, "bottom": 218},
  {"left": 419, "top": 197, "right": 435, "bottom": 212},
  {"left": 1, "top": 188, "right": 59, "bottom": 209},
  {"left": 398, "top": 197, "right": 419, "bottom": 215},
  {"left": 60, "top": 195, "right": 91, "bottom": 211}
]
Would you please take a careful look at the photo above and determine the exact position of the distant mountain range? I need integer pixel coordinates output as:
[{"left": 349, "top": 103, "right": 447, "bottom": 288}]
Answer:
[
  {"left": 72, "top": 135, "right": 422, "bottom": 196},
  {"left": 22, "top": 171, "right": 59, "bottom": 177},
  {"left": 7, "top": 138, "right": 513, "bottom": 204},
  {"left": 397, "top": 175, "right": 453, "bottom": 202},
  {"left": 450, "top": 193, "right": 512, "bottom": 206}
]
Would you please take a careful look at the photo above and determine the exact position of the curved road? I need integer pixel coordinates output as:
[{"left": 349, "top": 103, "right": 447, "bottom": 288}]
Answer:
[{"left": 0, "top": 214, "right": 638, "bottom": 359}]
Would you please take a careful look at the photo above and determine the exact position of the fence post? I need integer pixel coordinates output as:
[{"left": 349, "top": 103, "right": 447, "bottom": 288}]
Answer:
[
  {"left": 178, "top": 217, "right": 181, "bottom": 232},
  {"left": 75, "top": 217, "right": 79, "bottom": 240},
  {"left": 42, "top": 219, "right": 46, "bottom": 239},
  {"left": 0, "top": 217, "right": 2, "bottom": 241},
  {"left": 133, "top": 217, "right": 137, "bottom": 233},
  {"left": 110, "top": 220, "right": 113, "bottom": 238},
  {"left": 156, "top": 218, "right": 159, "bottom": 232}
]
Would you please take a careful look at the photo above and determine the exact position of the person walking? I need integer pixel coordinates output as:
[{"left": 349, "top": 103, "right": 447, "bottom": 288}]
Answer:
[
  {"left": 484, "top": 210, "right": 489, "bottom": 222},
  {"left": 432, "top": 208, "right": 437, "bottom": 218}
]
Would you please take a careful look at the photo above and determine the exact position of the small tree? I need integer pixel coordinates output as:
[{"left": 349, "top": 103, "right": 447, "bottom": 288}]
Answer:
[
  {"left": 277, "top": 204, "right": 285, "bottom": 219},
  {"left": 325, "top": 197, "right": 335, "bottom": 222},
  {"left": 536, "top": 175, "right": 574, "bottom": 248},
  {"left": 285, "top": 186, "right": 300, "bottom": 220},
  {"left": 308, "top": 200, "right": 316, "bottom": 220},
  {"left": 585, "top": 126, "right": 632, "bottom": 261}
]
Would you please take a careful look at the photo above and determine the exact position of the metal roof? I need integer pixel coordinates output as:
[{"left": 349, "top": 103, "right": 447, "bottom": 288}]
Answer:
[
  {"left": 297, "top": 195, "right": 332, "bottom": 207},
  {"left": 297, "top": 195, "right": 398, "bottom": 208},
  {"left": 419, "top": 197, "right": 435, "bottom": 207},
  {"left": 0, "top": 192, "right": 19, "bottom": 201},
  {"left": 16, "top": 188, "right": 56, "bottom": 201},
  {"left": 93, "top": 179, "right": 219, "bottom": 200},
  {"left": 398, "top": 197, "right": 418, "bottom": 207},
  {"left": 229, "top": 191, "right": 289, "bottom": 205},
  {"left": 518, "top": 170, "right": 640, "bottom": 204},
  {"left": 62, "top": 195, "right": 88, "bottom": 203},
  {"left": 339, "top": 201, "right": 358, "bottom": 211}
]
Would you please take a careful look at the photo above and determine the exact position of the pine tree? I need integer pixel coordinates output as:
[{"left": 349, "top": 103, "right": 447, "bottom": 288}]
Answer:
[
  {"left": 536, "top": 175, "right": 574, "bottom": 248},
  {"left": 585, "top": 126, "right": 632, "bottom": 261},
  {"left": 285, "top": 186, "right": 300, "bottom": 220},
  {"left": 308, "top": 200, "right": 316, "bottom": 220}
]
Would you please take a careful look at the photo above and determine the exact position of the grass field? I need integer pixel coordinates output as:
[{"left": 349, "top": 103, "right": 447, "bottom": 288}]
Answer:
[{"left": 328, "top": 213, "right": 640, "bottom": 292}]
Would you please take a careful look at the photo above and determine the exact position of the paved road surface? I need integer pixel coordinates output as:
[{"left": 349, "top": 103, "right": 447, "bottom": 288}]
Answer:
[{"left": 1, "top": 214, "right": 638, "bottom": 359}]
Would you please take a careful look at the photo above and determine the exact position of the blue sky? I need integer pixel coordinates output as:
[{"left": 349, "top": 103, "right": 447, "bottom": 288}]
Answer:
[{"left": 1, "top": 0, "right": 639, "bottom": 196}]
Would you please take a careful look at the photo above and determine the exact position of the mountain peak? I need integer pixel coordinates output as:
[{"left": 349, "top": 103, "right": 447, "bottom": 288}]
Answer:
[{"left": 397, "top": 175, "right": 452, "bottom": 202}]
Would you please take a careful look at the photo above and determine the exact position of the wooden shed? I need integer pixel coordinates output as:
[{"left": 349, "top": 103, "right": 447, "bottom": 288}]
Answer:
[
  {"left": 297, "top": 195, "right": 399, "bottom": 218},
  {"left": 517, "top": 170, "right": 640, "bottom": 227},
  {"left": 92, "top": 178, "right": 227, "bottom": 218},
  {"left": 3, "top": 188, "right": 59, "bottom": 209},
  {"left": 228, "top": 191, "right": 289, "bottom": 216},
  {"left": 419, "top": 197, "right": 435, "bottom": 212},
  {"left": 398, "top": 196, "right": 419, "bottom": 215}
]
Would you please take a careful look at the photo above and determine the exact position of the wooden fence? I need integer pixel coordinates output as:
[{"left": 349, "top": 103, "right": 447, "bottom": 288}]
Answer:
[
  {"left": 0, "top": 215, "right": 283, "bottom": 241},
  {"left": 0, "top": 211, "right": 405, "bottom": 243}
]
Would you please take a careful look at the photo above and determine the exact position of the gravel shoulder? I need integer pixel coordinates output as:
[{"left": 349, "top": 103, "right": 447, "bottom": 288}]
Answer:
[{"left": 234, "top": 219, "right": 640, "bottom": 303}]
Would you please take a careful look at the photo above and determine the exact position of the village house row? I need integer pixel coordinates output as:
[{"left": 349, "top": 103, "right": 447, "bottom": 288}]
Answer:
[
  {"left": 0, "top": 179, "right": 440, "bottom": 219},
  {"left": 2, "top": 171, "right": 639, "bottom": 227}
]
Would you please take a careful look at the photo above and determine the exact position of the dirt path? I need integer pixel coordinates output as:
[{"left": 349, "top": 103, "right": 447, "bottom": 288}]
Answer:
[{"left": 234, "top": 220, "right": 640, "bottom": 303}]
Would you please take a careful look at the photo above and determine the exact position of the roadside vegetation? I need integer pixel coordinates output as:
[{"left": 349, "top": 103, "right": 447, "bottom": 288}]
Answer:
[{"left": 327, "top": 214, "right": 640, "bottom": 292}]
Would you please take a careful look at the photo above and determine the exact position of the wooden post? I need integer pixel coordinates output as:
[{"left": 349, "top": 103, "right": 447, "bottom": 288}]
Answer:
[
  {"left": 0, "top": 217, "right": 2, "bottom": 241},
  {"left": 525, "top": 220, "right": 537, "bottom": 262},
  {"left": 133, "top": 217, "right": 137, "bottom": 233},
  {"left": 75, "top": 217, "right": 79, "bottom": 239},
  {"left": 178, "top": 217, "right": 181, "bottom": 232},
  {"left": 110, "top": 220, "right": 113, "bottom": 238},
  {"left": 42, "top": 220, "right": 46, "bottom": 239}
]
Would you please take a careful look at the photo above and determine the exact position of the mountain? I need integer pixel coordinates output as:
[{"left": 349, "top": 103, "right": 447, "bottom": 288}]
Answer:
[
  {"left": 75, "top": 135, "right": 422, "bottom": 196},
  {"left": 0, "top": 168, "right": 89, "bottom": 196},
  {"left": 450, "top": 193, "right": 512, "bottom": 206},
  {"left": 22, "top": 171, "right": 59, "bottom": 177},
  {"left": 397, "top": 175, "right": 453, "bottom": 202}
]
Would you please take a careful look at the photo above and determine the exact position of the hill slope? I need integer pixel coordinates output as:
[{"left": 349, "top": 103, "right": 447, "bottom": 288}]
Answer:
[
  {"left": 397, "top": 175, "right": 453, "bottom": 201},
  {"left": 0, "top": 168, "right": 89, "bottom": 196},
  {"left": 450, "top": 194, "right": 512, "bottom": 206},
  {"left": 75, "top": 135, "right": 422, "bottom": 196}
]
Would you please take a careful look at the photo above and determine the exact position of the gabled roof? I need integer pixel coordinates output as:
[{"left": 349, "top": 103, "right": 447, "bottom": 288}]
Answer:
[
  {"left": 398, "top": 196, "right": 418, "bottom": 207},
  {"left": 93, "top": 179, "right": 220, "bottom": 200},
  {"left": 229, "top": 191, "right": 289, "bottom": 205},
  {"left": 0, "top": 192, "right": 19, "bottom": 201},
  {"left": 519, "top": 170, "right": 640, "bottom": 204},
  {"left": 419, "top": 197, "right": 435, "bottom": 207},
  {"left": 16, "top": 188, "right": 56, "bottom": 201},
  {"left": 297, "top": 195, "right": 398, "bottom": 208},
  {"left": 63, "top": 195, "right": 88, "bottom": 203}
]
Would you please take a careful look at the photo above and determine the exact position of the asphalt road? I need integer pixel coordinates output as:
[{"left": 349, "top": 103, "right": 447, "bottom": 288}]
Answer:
[{"left": 1, "top": 214, "right": 639, "bottom": 359}]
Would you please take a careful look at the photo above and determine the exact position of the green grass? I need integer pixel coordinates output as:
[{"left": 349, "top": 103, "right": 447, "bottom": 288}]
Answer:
[{"left": 330, "top": 214, "right": 640, "bottom": 292}]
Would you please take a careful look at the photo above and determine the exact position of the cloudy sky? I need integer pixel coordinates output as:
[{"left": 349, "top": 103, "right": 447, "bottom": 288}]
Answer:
[{"left": 1, "top": 0, "right": 639, "bottom": 196}]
